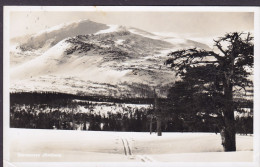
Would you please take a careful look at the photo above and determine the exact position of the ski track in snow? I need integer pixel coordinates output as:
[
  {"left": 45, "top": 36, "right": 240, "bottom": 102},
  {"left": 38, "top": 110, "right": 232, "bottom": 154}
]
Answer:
[
  {"left": 120, "top": 136, "right": 155, "bottom": 162},
  {"left": 7, "top": 129, "right": 253, "bottom": 162}
]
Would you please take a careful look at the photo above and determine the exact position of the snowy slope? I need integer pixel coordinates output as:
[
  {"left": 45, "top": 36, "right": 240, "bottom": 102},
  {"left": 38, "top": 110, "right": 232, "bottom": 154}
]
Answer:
[
  {"left": 10, "top": 20, "right": 109, "bottom": 67},
  {"left": 10, "top": 20, "right": 211, "bottom": 97},
  {"left": 6, "top": 129, "right": 253, "bottom": 162},
  {"left": 20, "top": 19, "right": 109, "bottom": 51},
  {"left": 129, "top": 27, "right": 211, "bottom": 50}
]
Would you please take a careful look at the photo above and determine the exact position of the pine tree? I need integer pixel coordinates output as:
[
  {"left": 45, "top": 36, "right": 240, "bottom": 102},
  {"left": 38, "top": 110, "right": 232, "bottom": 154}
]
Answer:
[{"left": 165, "top": 32, "right": 254, "bottom": 151}]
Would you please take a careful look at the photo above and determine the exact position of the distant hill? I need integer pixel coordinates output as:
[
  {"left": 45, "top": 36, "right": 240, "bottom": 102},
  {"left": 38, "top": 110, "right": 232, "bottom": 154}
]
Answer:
[{"left": 10, "top": 19, "right": 211, "bottom": 98}]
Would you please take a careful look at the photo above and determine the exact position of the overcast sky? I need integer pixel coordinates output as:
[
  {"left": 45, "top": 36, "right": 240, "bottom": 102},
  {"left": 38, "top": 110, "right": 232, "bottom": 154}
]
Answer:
[{"left": 10, "top": 11, "right": 254, "bottom": 45}]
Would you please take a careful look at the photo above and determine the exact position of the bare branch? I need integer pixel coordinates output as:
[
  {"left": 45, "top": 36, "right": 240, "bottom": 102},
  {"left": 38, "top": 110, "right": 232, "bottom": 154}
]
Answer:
[{"left": 214, "top": 40, "right": 227, "bottom": 56}]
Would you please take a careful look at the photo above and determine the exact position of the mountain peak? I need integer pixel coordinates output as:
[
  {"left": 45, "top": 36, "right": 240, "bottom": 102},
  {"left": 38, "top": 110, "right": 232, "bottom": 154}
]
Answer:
[
  {"left": 10, "top": 20, "right": 212, "bottom": 97},
  {"left": 18, "top": 19, "right": 109, "bottom": 51}
]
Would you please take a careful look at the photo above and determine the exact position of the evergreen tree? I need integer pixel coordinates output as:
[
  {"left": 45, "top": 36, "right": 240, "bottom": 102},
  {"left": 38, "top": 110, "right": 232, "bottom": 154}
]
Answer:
[{"left": 165, "top": 32, "right": 254, "bottom": 151}]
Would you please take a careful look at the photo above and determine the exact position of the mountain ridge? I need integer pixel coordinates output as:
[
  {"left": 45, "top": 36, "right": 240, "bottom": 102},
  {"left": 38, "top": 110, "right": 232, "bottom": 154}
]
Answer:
[{"left": 10, "top": 19, "right": 211, "bottom": 97}]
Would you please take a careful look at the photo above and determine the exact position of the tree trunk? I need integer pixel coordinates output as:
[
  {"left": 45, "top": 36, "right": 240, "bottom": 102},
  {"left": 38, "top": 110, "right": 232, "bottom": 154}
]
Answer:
[
  {"left": 222, "top": 83, "right": 236, "bottom": 151},
  {"left": 157, "top": 115, "right": 162, "bottom": 136},
  {"left": 150, "top": 116, "right": 153, "bottom": 134},
  {"left": 83, "top": 120, "right": 87, "bottom": 130},
  {"left": 154, "top": 89, "right": 162, "bottom": 136}
]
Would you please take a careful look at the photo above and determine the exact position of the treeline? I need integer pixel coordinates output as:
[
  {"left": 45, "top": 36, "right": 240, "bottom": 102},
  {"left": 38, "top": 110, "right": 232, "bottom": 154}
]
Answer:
[
  {"left": 10, "top": 92, "right": 154, "bottom": 105},
  {"left": 10, "top": 103, "right": 152, "bottom": 131},
  {"left": 10, "top": 101, "right": 253, "bottom": 134},
  {"left": 10, "top": 92, "right": 253, "bottom": 134}
]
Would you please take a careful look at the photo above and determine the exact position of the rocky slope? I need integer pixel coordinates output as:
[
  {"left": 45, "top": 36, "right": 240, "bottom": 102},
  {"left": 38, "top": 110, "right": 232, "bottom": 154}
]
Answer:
[{"left": 10, "top": 19, "right": 211, "bottom": 97}]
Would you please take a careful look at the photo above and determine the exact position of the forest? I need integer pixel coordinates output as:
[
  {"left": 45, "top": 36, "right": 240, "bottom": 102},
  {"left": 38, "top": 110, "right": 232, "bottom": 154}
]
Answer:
[{"left": 10, "top": 91, "right": 253, "bottom": 135}]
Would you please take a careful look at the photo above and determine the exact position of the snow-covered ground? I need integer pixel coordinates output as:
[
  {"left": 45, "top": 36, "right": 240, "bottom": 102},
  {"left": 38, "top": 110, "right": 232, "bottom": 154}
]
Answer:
[
  {"left": 9, "top": 19, "right": 211, "bottom": 97},
  {"left": 5, "top": 129, "right": 253, "bottom": 163},
  {"left": 76, "top": 101, "right": 151, "bottom": 117}
]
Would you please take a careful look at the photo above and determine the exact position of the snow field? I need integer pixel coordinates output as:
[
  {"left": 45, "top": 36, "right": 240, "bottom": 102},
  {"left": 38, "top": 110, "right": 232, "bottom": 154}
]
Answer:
[{"left": 6, "top": 129, "right": 253, "bottom": 162}]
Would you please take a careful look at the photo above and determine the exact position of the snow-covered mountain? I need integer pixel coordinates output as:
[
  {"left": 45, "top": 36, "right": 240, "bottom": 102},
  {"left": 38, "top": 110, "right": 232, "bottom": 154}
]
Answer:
[{"left": 10, "top": 19, "right": 211, "bottom": 97}]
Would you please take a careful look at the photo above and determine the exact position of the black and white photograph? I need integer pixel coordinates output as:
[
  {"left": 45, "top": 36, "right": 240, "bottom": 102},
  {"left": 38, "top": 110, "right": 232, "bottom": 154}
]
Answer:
[{"left": 3, "top": 6, "right": 260, "bottom": 166}]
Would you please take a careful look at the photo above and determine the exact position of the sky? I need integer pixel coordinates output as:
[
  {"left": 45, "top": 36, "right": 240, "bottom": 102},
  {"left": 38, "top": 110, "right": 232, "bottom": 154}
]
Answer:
[{"left": 9, "top": 11, "right": 254, "bottom": 46}]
